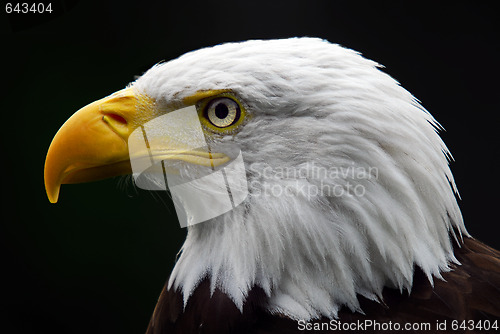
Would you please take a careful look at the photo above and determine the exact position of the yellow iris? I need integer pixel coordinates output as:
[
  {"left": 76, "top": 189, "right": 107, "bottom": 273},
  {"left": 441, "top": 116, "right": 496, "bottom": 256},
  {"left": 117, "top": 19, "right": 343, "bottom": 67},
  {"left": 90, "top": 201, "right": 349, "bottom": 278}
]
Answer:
[{"left": 195, "top": 92, "right": 247, "bottom": 134}]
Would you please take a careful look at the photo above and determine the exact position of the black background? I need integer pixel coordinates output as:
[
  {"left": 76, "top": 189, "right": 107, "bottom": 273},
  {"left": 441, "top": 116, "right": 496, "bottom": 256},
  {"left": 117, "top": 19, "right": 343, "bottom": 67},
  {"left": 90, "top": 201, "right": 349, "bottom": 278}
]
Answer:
[{"left": 1, "top": 1, "right": 498, "bottom": 333}]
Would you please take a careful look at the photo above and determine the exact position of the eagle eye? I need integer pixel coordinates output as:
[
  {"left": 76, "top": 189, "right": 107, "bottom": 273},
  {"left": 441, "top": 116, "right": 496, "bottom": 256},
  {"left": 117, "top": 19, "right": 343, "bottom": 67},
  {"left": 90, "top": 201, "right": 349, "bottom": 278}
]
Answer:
[{"left": 205, "top": 97, "right": 241, "bottom": 128}]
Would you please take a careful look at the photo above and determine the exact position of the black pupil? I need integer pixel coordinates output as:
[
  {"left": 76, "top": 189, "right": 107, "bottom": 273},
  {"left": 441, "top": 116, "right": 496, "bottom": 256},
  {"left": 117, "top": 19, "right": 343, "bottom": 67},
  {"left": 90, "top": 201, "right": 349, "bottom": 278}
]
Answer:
[{"left": 215, "top": 102, "right": 229, "bottom": 119}]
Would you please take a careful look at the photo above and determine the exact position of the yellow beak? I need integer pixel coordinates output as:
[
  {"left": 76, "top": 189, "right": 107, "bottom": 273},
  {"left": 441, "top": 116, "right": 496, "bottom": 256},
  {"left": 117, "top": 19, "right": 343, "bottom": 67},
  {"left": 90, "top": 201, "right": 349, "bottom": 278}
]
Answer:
[
  {"left": 44, "top": 88, "right": 150, "bottom": 203},
  {"left": 44, "top": 88, "right": 235, "bottom": 204}
]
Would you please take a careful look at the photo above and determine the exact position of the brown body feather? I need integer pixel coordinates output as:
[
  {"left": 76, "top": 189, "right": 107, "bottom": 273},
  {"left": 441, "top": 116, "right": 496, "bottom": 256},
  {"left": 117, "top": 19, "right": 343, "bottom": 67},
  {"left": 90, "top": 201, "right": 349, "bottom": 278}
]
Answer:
[{"left": 146, "top": 237, "right": 500, "bottom": 334}]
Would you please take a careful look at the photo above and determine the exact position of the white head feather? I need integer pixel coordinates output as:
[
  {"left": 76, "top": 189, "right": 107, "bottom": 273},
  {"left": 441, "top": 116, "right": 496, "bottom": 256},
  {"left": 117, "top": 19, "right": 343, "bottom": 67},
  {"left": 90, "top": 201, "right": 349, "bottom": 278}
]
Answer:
[{"left": 133, "top": 38, "right": 467, "bottom": 320}]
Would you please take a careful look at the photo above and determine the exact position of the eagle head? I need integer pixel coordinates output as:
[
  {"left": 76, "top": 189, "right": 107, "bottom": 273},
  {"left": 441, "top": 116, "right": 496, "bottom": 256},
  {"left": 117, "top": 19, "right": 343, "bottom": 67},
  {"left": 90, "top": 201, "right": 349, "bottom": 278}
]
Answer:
[{"left": 45, "top": 38, "right": 467, "bottom": 320}]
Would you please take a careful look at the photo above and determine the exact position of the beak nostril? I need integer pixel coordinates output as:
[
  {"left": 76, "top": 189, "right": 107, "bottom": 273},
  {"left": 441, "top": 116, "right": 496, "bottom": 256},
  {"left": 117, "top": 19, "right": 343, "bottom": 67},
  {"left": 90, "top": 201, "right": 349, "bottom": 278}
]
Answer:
[
  {"left": 106, "top": 113, "right": 127, "bottom": 125},
  {"left": 102, "top": 114, "right": 129, "bottom": 138}
]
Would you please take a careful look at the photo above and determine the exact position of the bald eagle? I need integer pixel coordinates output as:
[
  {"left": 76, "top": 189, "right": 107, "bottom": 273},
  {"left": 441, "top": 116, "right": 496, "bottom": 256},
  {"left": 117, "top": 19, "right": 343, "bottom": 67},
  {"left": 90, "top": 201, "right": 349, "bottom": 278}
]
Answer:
[{"left": 45, "top": 38, "right": 500, "bottom": 333}]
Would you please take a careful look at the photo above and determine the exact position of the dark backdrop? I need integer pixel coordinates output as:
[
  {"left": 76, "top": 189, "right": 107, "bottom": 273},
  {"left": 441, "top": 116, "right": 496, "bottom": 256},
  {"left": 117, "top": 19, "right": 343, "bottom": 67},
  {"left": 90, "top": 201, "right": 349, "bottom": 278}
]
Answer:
[{"left": 1, "top": 1, "right": 498, "bottom": 333}]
